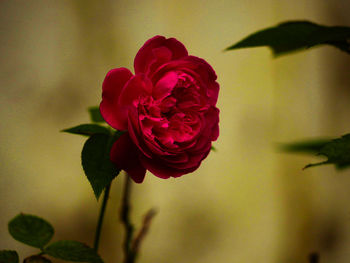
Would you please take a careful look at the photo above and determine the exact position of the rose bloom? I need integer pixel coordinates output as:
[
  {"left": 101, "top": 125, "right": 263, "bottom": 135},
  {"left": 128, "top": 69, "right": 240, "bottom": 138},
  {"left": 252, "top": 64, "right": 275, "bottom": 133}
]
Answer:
[{"left": 100, "top": 36, "right": 219, "bottom": 183}]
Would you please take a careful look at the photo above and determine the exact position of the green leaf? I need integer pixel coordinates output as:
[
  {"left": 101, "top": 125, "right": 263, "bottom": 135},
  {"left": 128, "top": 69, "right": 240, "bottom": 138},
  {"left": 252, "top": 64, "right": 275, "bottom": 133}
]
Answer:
[
  {"left": 62, "top": 124, "right": 110, "bottom": 136},
  {"left": 44, "top": 240, "right": 103, "bottom": 263},
  {"left": 0, "top": 250, "right": 19, "bottom": 263},
  {"left": 23, "top": 255, "right": 51, "bottom": 263},
  {"left": 8, "top": 214, "right": 54, "bottom": 249},
  {"left": 88, "top": 106, "right": 105, "bottom": 123},
  {"left": 226, "top": 21, "right": 350, "bottom": 56},
  {"left": 280, "top": 138, "right": 332, "bottom": 154},
  {"left": 82, "top": 133, "right": 121, "bottom": 199},
  {"left": 304, "top": 134, "right": 350, "bottom": 169}
]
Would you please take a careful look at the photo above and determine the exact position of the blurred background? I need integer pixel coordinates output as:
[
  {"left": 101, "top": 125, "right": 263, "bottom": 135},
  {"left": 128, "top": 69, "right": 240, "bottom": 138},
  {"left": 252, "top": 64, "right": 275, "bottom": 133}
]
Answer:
[{"left": 1, "top": 0, "right": 350, "bottom": 262}]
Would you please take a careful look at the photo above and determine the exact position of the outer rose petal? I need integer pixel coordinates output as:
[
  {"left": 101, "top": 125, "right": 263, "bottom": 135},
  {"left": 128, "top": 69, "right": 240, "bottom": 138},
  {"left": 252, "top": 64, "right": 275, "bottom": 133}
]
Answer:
[
  {"left": 134, "top": 36, "right": 188, "bottom": 74},
  {"left": 100, "top": 68, "right": 133, "bottom": 131},
  {"left": 139, "top": 156, "right": 176, "bottom": 179},
  {"left": 194, "top": 107, "right": 219, "bottom": 148},
  {"left": 184, "top": 56, "right": 219, "bottom": 105},
  {"left": 204, "top": 107, "right": 220, "bottom": 141},
  {"left": 110, "top": 132, "right": 146, "bottom": 183},
  {"left": 140, "top": 152, "right": 207, "bottom": 179}
]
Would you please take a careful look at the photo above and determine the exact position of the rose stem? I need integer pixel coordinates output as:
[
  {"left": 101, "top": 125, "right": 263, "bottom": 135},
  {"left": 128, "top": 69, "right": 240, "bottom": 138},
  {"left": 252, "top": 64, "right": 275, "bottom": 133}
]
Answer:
[
  {"left": 93, "top": 182, "right": 112, "bottom": 251},
  {"left": 121, "top": 174, "right": 135, "bottom": 263}
]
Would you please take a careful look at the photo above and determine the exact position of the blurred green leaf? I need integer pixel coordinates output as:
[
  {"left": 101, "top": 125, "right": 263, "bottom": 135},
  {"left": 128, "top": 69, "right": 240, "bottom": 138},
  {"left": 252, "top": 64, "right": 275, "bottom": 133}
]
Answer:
[
  {"left": 226, "top": 21, "right": 350, "bottom": 56},
  {"left": 23, "top": 255, "right": 51, "bottom": 263},
  {"left": 280, "top": 138, "right": 332, "bottom": 154},
  {"left": 8, "top": 214, "right": 54, "bottom": 249},
  {"left": 82, "top": 133, "right": 121, "bottom": 199},
  {"left": 62, "top": 124, "right": 110, "bottom": 136},
  {"left": 304, "top": 134, "right": 350, "bottom": 169},
  {"left": 44, "top": 241, "right": 103, "bottom": 263},
  {"left": 0, "top": 250, "right": 19, "bottom": 263},
  {"left": 88, "top": 106, "right": 105, "bottom": 123}
]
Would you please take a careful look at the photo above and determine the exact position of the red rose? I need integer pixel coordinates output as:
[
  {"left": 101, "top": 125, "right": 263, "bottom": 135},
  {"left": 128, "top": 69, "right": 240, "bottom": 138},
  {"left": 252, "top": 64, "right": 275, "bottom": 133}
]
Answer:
[{"left": 100, "top": 36, "right": 219, "bottom": 183}]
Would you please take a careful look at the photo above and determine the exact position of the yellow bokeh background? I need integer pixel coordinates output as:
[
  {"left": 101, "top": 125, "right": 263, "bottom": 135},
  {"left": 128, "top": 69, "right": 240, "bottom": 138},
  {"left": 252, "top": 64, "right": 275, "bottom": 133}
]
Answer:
[{"left": 1, "top": 1, "right": 350, "bottom": 262}]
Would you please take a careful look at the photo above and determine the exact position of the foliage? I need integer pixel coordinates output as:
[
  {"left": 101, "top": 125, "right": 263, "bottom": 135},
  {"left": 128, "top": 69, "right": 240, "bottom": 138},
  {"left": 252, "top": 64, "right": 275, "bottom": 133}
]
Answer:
[
  {"left": 226, "top": 21, "right": 350, "bottom": 57},
  {"left": 228, "top": 20, "right": 350, "bottom": 171},
  {"left": 45, "top": 241, "right": 103, "bottom": 263},
  {"left": 88, "top": 106, "right": 105, "bottom": 123},
  {"left": 0, "top": 250, "right": 19, "bottom": 263},
  {"left": 62, "top": 124, "right": 110, "bottom": 136},
  {"left": 81, "top": 133, "right": 121, "bottom": 199},
  {"left": 8, "top": 214, "right": 54, "bottom": 249},
  {"left": 280, "top": 138, "right": 332, "bottom": 154},
  {"left": 281, "top": 135, "right": 350, "bottom": 169},
  {"left": 63, "top": 107, "right": 123, "bottom": 199},
  {"left": 303, "top": 134, "right": 350, "bottom": 169},
  {"left": 4, "top": 214, "right": 103, "bottom": 263}
]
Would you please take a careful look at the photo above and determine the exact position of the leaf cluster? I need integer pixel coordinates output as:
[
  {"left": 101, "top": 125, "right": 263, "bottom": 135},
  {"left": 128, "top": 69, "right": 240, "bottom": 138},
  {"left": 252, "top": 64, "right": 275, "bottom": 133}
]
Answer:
[
  {"left": 1, "top": 107, "right": 122, "bottom": 263},
  {"left": 1, "top": 213, "right": 104, "bottom": 263},
  {"left": 228, "top": 20, "right": 350, "bottom": 170}
]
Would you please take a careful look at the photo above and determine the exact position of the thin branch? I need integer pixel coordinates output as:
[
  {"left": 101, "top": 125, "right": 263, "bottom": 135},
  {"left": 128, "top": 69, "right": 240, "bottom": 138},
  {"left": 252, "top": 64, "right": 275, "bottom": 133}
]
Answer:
[
  {"left": 121, "top": 174, "right": 134, "bottom": 263},
  {"left": 131, "top": 208, "right": 157, "bottom": 255},
  {"left": 120, "top": 174, "right": 157, "bottom": 263}
]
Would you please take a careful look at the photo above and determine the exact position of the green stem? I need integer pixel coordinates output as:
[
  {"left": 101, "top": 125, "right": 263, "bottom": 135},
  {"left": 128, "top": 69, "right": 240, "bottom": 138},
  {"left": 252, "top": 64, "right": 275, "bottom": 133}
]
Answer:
[{"left": 93, "top": 183, "right": 112, "bottom": 251}]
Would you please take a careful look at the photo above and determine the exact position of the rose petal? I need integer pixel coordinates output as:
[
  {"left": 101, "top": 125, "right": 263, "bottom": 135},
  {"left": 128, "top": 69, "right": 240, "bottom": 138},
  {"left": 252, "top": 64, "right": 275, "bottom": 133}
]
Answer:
[
  {"left": 110, "top": 132, "right": 146, "bottom": 183},
  {"left": 168, "top": 147, "right": 210, "bottom": 169},
  {"left": 100, "top": 68, "right": 133, "bottom": 131},
  {"left": 192, "top": 107, "right": 219, "bottom": 152},
  {"left": 206, "top": 107, "right": 220, "bottom": 141},
  {"left": 184, "top": 56, "right": 217, "bottom": 82},
  {"left": 153, "top": 71, "right": 178, "bottom": 100},
  {"left": 184, "top": 56, "right": 219, "bottom": 105},
  {"left": 119, "top": 74, "right": 153, "bottom": 108},
  {"left": 127, "top": 109, "right": 153, "bottom": 158},
  {"left": 134, "top": 36, "right": 188, "bottom": 74},
  {"left": 160, "top": 152, "right": 189, "bottom": 164},
  {"left": 139, "top": 156, "right": 177, "bottom": 179},
  {"left": 207, "top": 81, "right": 220, "bottom": 106},
  {"left": 151, "top": 56, "right": 219, "bottom": 105},
  {"left": 140, "top": 153, "right": 206, "bottom": 179}
]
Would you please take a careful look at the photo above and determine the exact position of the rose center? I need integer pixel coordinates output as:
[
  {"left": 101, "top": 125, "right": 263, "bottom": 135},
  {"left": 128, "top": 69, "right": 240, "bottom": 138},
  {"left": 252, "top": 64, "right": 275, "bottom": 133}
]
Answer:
[{"left": 138, "top": 73, "right": 203, "bottom": 149}]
